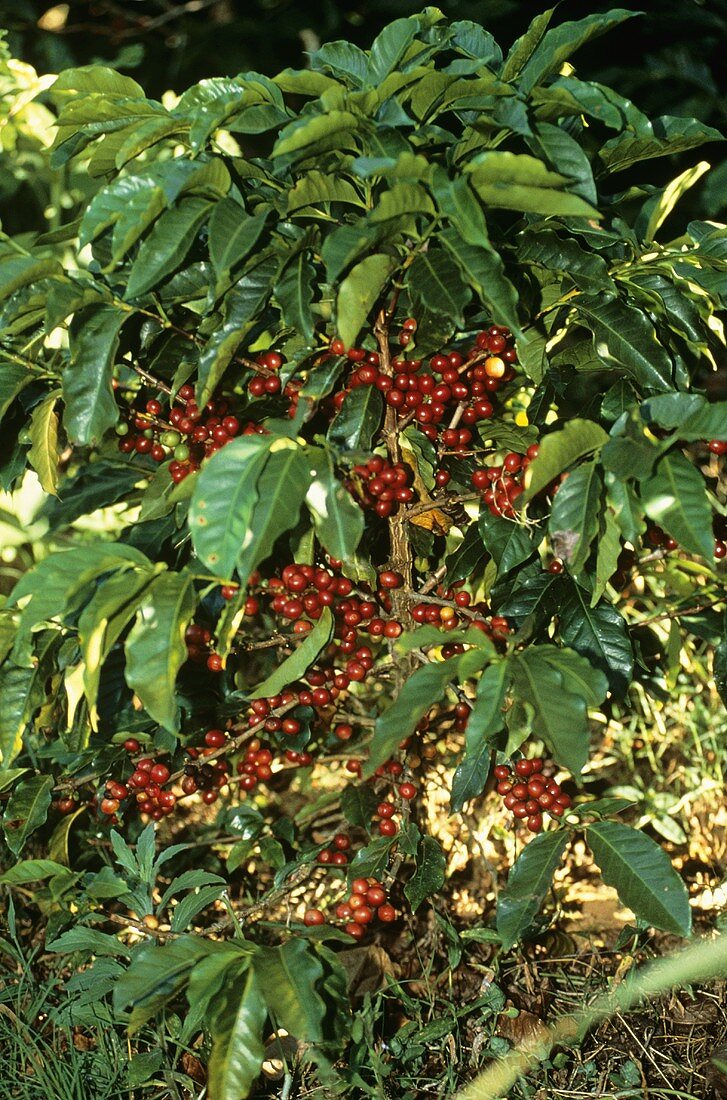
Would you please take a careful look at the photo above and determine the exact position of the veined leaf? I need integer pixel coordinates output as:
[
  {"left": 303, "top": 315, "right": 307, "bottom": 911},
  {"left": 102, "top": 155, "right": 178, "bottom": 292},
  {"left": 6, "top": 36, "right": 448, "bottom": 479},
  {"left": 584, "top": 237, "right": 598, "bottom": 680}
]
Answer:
[
  {"left": 587, "top": 820, "right": 691, "bottom": 935},
  {"left": 640, "top": 450, "right": 714, "bottom": 558},
  {"left": 466, "top": 152, "right": 599, "bottom": 217},
  {"left": 327, "top": 384, "right": 383, "bottom": 452},
  {"left": 405, "top": 836, "right": 446, "bottom": 912},
  {"left": 305, "top": 455, "right": 364, "bottom": 561},
  {"left": 2, "top": 775, "right": 54, "bottom": 857},
  {"left": 64, "top": 304, "right": 127, "bottom": 445},
  {"left": 336, "top": 253, "right": 397, "bottom": 349},
  {"left": 249, "top": 607, "right": 334, "bottom": 699},
  {"left": 548, "top": 460, "right": 603, "bottom": 575},
  {"left": 125, "top": 571, "right": 197, "bottom": 732},
  {"left": 207, "top": 965, "right": 266, "bottom": 1100},
  {"left": 27, "top": 391, "right": 61, "bottom": 495},
  {"left": 451, "top": 660, "right": 509, "bottom": 811},
  {"left": 576, "top": 298, "right": 675, "bottom": 393},
  {"left": 235, "top": 444, "right": 312, "bottom": 585},
  {"left": 208, "top": 200, "right": 269, "bottom": 277},
  {"left": 524, "top": 419, "right": 608, "bottom": 501},
  {"left": 126, "top": 197, "right": 212, "bottom": 299},
  {"left": 559, "top": 582, "right": 633, "bottom": 697},
  {"left": 497, "top": 831, "right": 569, "bottom": 949}
]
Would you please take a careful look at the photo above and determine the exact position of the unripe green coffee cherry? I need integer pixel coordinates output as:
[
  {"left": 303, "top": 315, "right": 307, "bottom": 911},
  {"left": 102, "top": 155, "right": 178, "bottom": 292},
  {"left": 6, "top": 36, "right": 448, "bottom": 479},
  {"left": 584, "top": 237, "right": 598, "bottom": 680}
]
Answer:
[
  {"left": 174, "top": 444, "right": 190, "bottom": 462},
  {"left": 161, "top": 430, "right": 181, "bottom": 447},
  {"left": 116, "top": 422, "right": 130, "bottom": 436}
]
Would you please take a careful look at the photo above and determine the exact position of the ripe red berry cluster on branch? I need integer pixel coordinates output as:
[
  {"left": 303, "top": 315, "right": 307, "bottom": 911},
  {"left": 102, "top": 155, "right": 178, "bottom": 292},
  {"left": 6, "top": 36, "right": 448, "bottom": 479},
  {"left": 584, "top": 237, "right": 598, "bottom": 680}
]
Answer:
[
  {"left": 494, "top": 758, "right": 572, "bottom": 833},
  {"left": 348, "top": 456, "right": 416, "bottom": 517},
  {"left": 304, "top": 875, "right": 397, "bottom": 938},
  {"left": 471, "top": 444, "right": 540, "bottom": 518}
]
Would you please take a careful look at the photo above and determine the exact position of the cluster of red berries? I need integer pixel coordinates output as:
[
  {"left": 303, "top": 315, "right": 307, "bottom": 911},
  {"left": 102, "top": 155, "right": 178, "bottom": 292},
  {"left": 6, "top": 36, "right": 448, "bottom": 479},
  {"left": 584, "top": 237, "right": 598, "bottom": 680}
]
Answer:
[
  {"left": 304, "top": 876, "right": 396, "bottom": 939},
  {"left": 348, "top": 456, "right": 416, "bottom": 518},
  {"left": 330, "top": 325, "right": 517, "bottom": 451},
  {"left": 494, "top": 758, "right": 571, "bottom": 833},
  {"left": 116, "top": 385, "right": 249, "bottom": 484},
  {"left": 246, "top": 349, "right": 302, "bottom": 418},
  {"left": 471, "top": 445, "right": 540, "bottom": 519},
  {"left": 646, "top": 526, "right": 726, "bottom": 560},
  {"left": 98, "top": 739, "right": 179, "bottom": 819},
  {"left": 410, "top": 581, "right": 511, "bottom": 642}
]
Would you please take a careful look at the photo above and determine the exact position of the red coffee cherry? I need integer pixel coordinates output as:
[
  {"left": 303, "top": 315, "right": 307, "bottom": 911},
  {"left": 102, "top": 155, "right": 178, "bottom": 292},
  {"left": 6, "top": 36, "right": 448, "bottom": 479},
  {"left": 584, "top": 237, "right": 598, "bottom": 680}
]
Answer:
[
  {"left": 494, "top": 764, "right": 511, "bottom": 780},
  {"left": 527, "top": 814, "right": 543, "bottom": 833},
  {"left": 304, "top": 909, "right": 325, "bottom": 926},
  {"left": 514, "top": 759, "right": 534, "bottom": 777},
  {"left": 149, "top": 763, "right": 170, "bottom": 784},
  {"left": 333, "top": 833, "right": 350, "bottom": 851},
  {"left": 366, "top": 886, "right": 386, "bottom": 907},
  {"left": 377, "top": 904, "right": 397, "bottom": 923},
  {"left": 398, "top": 782, "right": 417, "bottom": 800},
  {"left": 124, "top": 738, "right": 140, "bottom": 754},
  {"left": 378, "top": 570, "right": 404, "bottom": 589},
  {"left": 344, "top": 922, "right": 365, "bottom": 940},
  {"left": 379, "top": 819, "right": 398, "bottom": 837}
]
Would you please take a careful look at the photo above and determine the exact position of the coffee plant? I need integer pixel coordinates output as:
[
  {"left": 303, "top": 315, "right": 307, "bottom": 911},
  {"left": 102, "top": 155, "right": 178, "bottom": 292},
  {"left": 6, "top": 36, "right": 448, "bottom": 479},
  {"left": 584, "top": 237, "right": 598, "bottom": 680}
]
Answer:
[{"left": 0, "top": 7, "right": 725, "bottom": 1095}]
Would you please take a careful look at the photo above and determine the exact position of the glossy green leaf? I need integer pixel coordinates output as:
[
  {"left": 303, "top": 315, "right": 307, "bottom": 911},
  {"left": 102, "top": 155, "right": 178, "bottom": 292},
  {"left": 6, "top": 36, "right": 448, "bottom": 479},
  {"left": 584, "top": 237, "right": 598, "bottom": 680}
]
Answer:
[
  {"left": 208, "top": 201, "right": 269, "bottom": 277},
  {"left": 327, "top": 383, "right": 383, "bottom": 452},
  {"left": 405, "top": 836, "right": 447, "bottom": 912},
  {"left": 235, "top": 444, "right": 312, "bottom": 585},
  {"left": 516, "top": 227, "right": 613, "bottom": 292},
  {"left": 641, "top": 394, "right": 727, "bottom": 442},
  {"left": 249, "top": 606, "right": 333, "bottom": 699},
  {"left": 509, "top": 645, "right": 608, "bottom": 773},
  {"left": 336, "top": 253, "right": 397, "bottom": 349},
  {"left": 466, "top": 152, "right": 599, "bottom": 217},
  {"left": 125, "top": 571, "right": 197, "bottom": 732},
  {"left": 529, "top": 122, "right": 597, "bottom": 204},
  {"left": 273, "top": 110, "right": 360, "bottom": 160},
  {"left": 253, "top": 938, "right": 325, "bottom": 1040},
  {"left": 305, "top": 456, "right": 364, "bottom": 561},
  {"left": 576, "top": 298, "right": 675, "bottom": 393},
  {"left": 478, "top": 511, "right": 541, "bottom": 577},
  {"left": 501, "top": 8, "right": 556, "bottom": 81},
  {"left": 599, "top": 116, "right": 723, "bottom": 175},
  {"left": 0, "top": 858, "right": 71, "bottom": 885},
  {"left": 27, "top": 392, "right": 60, "bottom": 496},
  {"left": 366, "top": 656, "right": 465, "bottom": 775},
  {"left": 126, "top": 197, "right": 211, "bottom": 298},
  {"left": 587, "top": 820, "right": 691, "bottom": 935},
  {"left": 2, "top": 774, "right": 54, "bottom": 857},
  {"left": 189, "top": 436, "right": 273, "bottom": 576},
  {"left": 287, "top": 171, "right": 365, "bottom": 213},
  {"left": 208, "top": 965, "right": 266, "bottom": 1100},
  {"left": 0, "top": 362, "right": 34, "bottom": 421},
  {"left": 451, "top": 660, "right": 509, "bottom": 811},
  {"left": 64, "top": 304, "right": 127, "bottom": 445},
  {"left": 113, "top": 936, "right": 211, "bottom": 1028},
  {"left": 559, "top": 583, "right": 633, "bottom": 697},
  {"left": 640, "top": 451, "right": 714, "bottom": 558},
  {"left": 524, "top": 419, "right": 608, "bottom": 501},
  {"left": 496, "top": 830, "right": 569, "bottom": 950},
  {"left": 548, "top": 460, "right": 603, "bottom": 575},
  {"left": 517, "top": 9, "right": 637, "bottom": 94},
  {"left": 197, "top": 254, "right": 280, "bottom": 404},
  {"left": 407, "top": 249, "right": 471, "bottom": 325},
  {"left": 593, "top": 509, "right": 623, "bottom": 606},
  {"left": 439, "top": 228, "right": 521, "bottom": 335},
  {"left": 78, "top": 568, "right": 155, "bottom": 721},
  {"left": 276, "top": 250, "right": 315, "bottom": 343}
]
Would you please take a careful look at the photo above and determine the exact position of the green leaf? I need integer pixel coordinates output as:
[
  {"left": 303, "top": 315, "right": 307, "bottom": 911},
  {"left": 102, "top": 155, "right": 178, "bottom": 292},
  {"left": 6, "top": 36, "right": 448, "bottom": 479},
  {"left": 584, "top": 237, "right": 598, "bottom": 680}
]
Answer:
[
  {"left": 524, "top": 419, "right": 608, "bottom": 501},
  {"left": 287, "top": 171, "right": 365, "bottom": 213},
  {"left": 336, "top": 253, "right": 397, "bottom": 350},
  {"left": 340, "top": 784, "right": 379, "bottom": 828},
  {"left": 0, "top": 256, "right": 62, "bottom": 301},
  {"left": 439, "top": 228, "right": 521, "bottom": 336},
  {"left": 197, "top": 255, "right": 280, "bottom": 404},
  {"left": 529, "top": 122, "right": 597, "bottom": 204},
  {"left": 113, "top": 937, "right": 211, "bottom": 1028},
  {"left": 310, "top": 41, "right": 369, "bottom": 87},
  {"left": 559, "top": 583, "right": 633, "bottom": 697},
  {"left": 496, "top": 831, "right": 569, "bottom": 950},
  {"left": 407, "top": 249, "right": 471, "bottom": 326},
  {"left": 250, "top": 607, "right": 333, "bottom": 699},
  {"left": 495, "top": 571, "right": 563, "bottom": 634},
  {"left": 548, "top": 460, "right": 603, "bottom": 575},
  {"left": 277, "top": 251, "right": 316, "bottom": 344},
  {"left": 517, "top": 9, "right": 637, "bottom": 95},
  {"left": 348, "top": 836, "right": 395, "bottom": 881},
  {"left": 366, "top": 652, "right": 487, "bottom": 774},
  {"left": 366, "top": 16, "right": 420, "bottom": 84},
  {"left": 641, "top": 394, "right": 727, "bottom": 442},
  {"left": 586, "top": 820, "right": 691, "bottom": 936},
  {"left": 0, "top": 362, "right": 34, "bottom": 421},
  {"left": 576, "top": 298, "right": 675, "bottom": 393},
  {"left": 207, "top": 966, "right": 266, "bottom": 1100},
  {"left": 640, "top": 451, "right": 713, "bottom": 559},
  {"left": 404, "top": 836, "right": 447, "bottom": 912},
  {"left": 599, "top": 116, "right": 723, "bottom": 176},
  {"left": 64, "top": 304, "right": 127, "bottom": 445},
  {"left": 253, "top": 939, "right": 325, "bottom": 1040},
  {"left": 327, "top": 384, "right": 383, "bottom": 452},
  {"left": 0, "top": 665, "right": 40, "bottom": 765},
  {"left": 126, "top": 197, "right": 211, "bottom": 299},
  {"left": 593, "top": 509, "right": 622, "bottom": 606},
  {"left": 189, "top": 436, "right": 273, "bottom": 576},
  {"left": 501, "top": 8, "right": 556, "bottom": 81},
  {"left": 466, "top": 152, "right": 599, "bottom": 217},
  {"left": 235, "top": 444, "right": 312, "bottom": 585},
  {"left": 27, "top": 392, "right": 60, "bottom": 496},
  {"left": 125, "top": 571, "right": 197, "bottom": 732},
  {"left": 509, "top": 645, "right": 607, "bottom": 773},
  {"left": 305, "top": 456, "right": 364, "bottom": 561},
  {"left": 478, "top": 512, "right": 540, "bottom": 577},
  {"left": 0, "top": 858, "right": 70, "bottom": 885},
  {"left": 2, "top": 775, "right": 54, "bottom": 857},
  {"left": 78, "top": 569, "right": 155, "bottom": 722},
  {"left": 273, "top": 110, "right": 360, "bottom": 161},
  {"left": 451, "top": 660, "right": 508, "bottom": 811},
  {"left": 432, "top": 171, "right": 490, "bottom": 247},
  {"left": 208, "top": 201, "right": 269, "bottom": 277},
  {"left": 47, "top": 926, "right": 132, "bottom": 960},
  {"left": 516, "top": 228, "right": 613, "bottom": 293}
]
